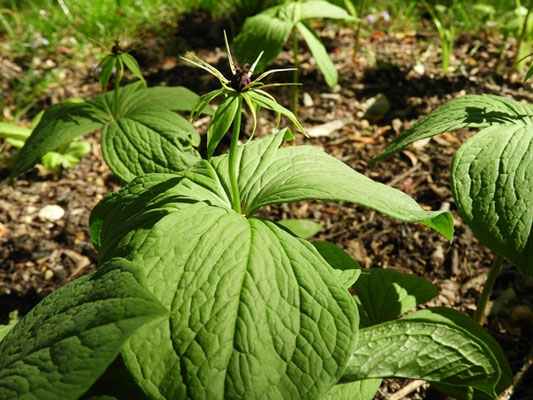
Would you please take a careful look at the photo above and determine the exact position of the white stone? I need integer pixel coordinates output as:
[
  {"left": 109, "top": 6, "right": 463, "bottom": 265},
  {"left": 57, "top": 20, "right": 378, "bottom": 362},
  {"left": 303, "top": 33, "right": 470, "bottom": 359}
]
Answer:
[
  {"left": 307, "top": 120, "right": 346, "bottom": 137},
  {"left": 413, "top": 62, "right": 425, "bottom": 75},
  {"left": 38, "top": 205, "right": 65, "bottom": 222},
  {"left": 303, "top": 92, "right": 314, "bottom": 107}
]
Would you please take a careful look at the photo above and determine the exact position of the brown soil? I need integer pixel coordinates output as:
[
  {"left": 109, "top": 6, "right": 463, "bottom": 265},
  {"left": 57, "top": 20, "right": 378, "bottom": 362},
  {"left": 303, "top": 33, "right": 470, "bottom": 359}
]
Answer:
[{"left": 1, "top": 14, "right": 532, "bottom": 399}]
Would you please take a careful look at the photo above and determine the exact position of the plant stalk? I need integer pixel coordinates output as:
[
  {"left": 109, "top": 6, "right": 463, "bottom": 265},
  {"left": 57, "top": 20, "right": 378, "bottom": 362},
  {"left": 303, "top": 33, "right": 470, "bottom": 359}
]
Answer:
[
  {"left": 292, "top": 27, "right": 299, "bottom": 115},
  {"left": 228, "top": 96, "right": 243, "bottom": 214},
  {"left": 511, "top": 0, "right": 533, "bottom": 74},
  {"left": 113, "top": 69, "right": 121, "bottom": 120},
  {"left": 473, "top": 253, "right": 504, "bottom": 324}
]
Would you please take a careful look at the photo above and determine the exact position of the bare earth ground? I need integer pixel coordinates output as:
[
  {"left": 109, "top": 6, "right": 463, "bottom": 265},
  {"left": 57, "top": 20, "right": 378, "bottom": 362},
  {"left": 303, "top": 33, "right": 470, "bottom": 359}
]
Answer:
[{"left": 1, "top": 15, "right": 533, "bottom": 399}]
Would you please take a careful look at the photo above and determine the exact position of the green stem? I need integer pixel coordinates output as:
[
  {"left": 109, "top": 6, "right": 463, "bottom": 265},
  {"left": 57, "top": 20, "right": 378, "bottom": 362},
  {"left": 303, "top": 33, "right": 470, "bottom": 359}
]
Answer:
[
  {"left": 112, "top": 60, "right": 123, "bottom": 120},
  {"left": 113, "top": 73, "right": 120, "bottom": 119},
  {"left": 228, "top": 96, "right": 243, "bottom": 214},
  {"left": 292, "top": 27, "right": 299, "bottom": 115},
  {"left": 511, "top": 0, "right": 533, "bottom": 73},
  {"left": 473, "top": 254, "right": 504, "bottom": 324}
]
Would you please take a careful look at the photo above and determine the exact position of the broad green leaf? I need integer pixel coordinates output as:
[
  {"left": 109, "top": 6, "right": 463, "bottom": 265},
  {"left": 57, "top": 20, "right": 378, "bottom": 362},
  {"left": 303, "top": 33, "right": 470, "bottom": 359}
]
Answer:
[
  {"left": 81, "top": 356, "right": 147, "bottom": 399},
  {"left": 451, "top": 124, "right": 533, "bottom": 275},
  {"left": 313, "top": 241, "right": 361, "bottom": 288},
  {"left": 0, "top": 258, "right": 167, "bottom": 400},
  {"left": 114, "top": 83, "right": 214, "bottom": 117},
  {"left": 101, "top": 108, "right": 201, "bottom": 182},
  {"left": 97, "top": 202, "right": 357, "bottom": 399},
  {"left": 410, "top": 308, "right": 512, "bottom": 399},
  {"left": 89, "top": 168, "right": 231, "bottom": 256},
  {"left": 321, "top": 379, "right": 381, "bottom": 400},
  {"left": 297, "top": 22, "right": 338, "bottom": 87},
  {"left": 313, "top": 241, "right": 360, "bottom": 271},
  {"left": 10, "top": 83, "right": 208, "bottom": 182},
  {"left": 333, "top": 269, "right": 360, "bottom": 289},
  {"left": 300, "top": 0, "right": 357, "bottom": 21},
  {"left": 234, "top": 9, "right": 294, "bottom": 73},
  {"left": 98, "top": 55, "right": 116, "bottom": 92},
  {"left": 207, "top": 93, "right": 240, "bottom": 159},
  {"left": 277, "top": 218, "right": 322, "bottom": 238},
  {"left": 342, "top": 308, "right": 504, "bottom": 397},
  {"left": 10, "top": 99, "right": 109, "bottom": 180},
  {"left": 211, "top": 129, "right": 453, "bottom": 240},
  {"left": 353, "top": 268, "right": 438, "bottom": 325},
  {"left": 120, "top": 52, "right": 147, "bottom": 88},
  {"left": 371, "top": 94, "right": 533, "bottom": 167},
  {"left": 247, "top": 91, "right": 307, "bottom": 134}
]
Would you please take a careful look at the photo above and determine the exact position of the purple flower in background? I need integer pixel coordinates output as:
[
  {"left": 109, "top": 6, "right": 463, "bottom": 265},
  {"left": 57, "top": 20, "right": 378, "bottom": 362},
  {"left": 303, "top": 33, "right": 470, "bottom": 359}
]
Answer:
[
  {"left": 33, "top": 37, "right": 50, "bottom": 48},
  {"left": 380, "top": 11, "right": 390, "bottom": 22},
  {"left": 364, "top": 14, "right": 376, "bottom": 25}
]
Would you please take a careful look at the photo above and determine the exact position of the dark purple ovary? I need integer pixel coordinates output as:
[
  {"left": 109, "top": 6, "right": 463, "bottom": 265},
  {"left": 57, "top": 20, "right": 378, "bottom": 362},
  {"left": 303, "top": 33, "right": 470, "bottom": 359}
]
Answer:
[{"left": 231, "top": 64, "right": 251, "bottom": 91}]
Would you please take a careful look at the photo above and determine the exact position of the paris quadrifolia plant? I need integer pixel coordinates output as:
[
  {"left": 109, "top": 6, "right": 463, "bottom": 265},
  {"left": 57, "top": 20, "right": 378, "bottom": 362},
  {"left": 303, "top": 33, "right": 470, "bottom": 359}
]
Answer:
[
  {"left": 371, "top": 93, "right": 533, "bottom": 329},
  {"left": 180, "top": 31, "right": 304, "bottom": 213},
  {"left": 9, "top": 40, "right": 211, "bottom": 184},
  {"left": 233, "top": 0, "right": 356, "bottom": 113},
  {"left": 0, "top": 38, "right": 512, "bottom": 400}
]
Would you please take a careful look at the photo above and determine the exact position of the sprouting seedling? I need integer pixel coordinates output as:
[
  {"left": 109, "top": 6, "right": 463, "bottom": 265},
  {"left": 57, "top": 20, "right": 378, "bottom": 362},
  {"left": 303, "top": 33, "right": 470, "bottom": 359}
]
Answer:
[{"left": 180, "top": 31, "right": 306, "bottom": 158}]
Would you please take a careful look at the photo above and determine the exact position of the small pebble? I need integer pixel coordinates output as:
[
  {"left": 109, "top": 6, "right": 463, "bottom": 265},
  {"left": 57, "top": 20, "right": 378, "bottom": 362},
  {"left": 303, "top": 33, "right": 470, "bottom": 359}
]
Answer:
[
  {"left": 303, "top": 92, "right": 314, "bottom": 107},
  {"left": 307, "top": 120, "right": 346, "bottom": 138},
  {"left": 392, "top": 118, "right": 403, "bottom": 134},
  {"left": 44, "top": 269, "right": 54, "bottom": 280},
  {"left": 320, "top": 93, "right": 341, "bottom": 100},
  {"left": 38, "top": 205, "right": 65, "bottom": 222},
  {"left": 413, "top": 62, "right": 425, "bottom": 75}
]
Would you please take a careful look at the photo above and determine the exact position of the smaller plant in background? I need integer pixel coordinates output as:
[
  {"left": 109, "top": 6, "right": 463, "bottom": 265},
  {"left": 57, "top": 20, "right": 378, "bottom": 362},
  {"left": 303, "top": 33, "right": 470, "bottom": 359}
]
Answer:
[
  {"left": 419, "top": 0, "right": 463, "bottom": 75},
  {"left": 509, "top": 0, "right": 533, "bottom": 74},
  {"left": 0, "top": 108, "right": 90, "bottom": 173},
  {"left": 9, "top": 42, "right": 212, "bottom": 184},
  {"left": 96, "top": 39, "right": 146, "bottom": 118},
  {"left": 233, "top": 0, "right": 355, "bottom": 113},
  {"left": 372, "top": 93, "right": 533, "bottom": 325}
]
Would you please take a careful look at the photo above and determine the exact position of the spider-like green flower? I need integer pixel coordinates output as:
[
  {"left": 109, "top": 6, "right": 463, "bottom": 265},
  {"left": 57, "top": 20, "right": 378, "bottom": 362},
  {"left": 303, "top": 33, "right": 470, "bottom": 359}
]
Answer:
[{"left": 180, "top": 32, "right": 306, "bottom": 159}]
